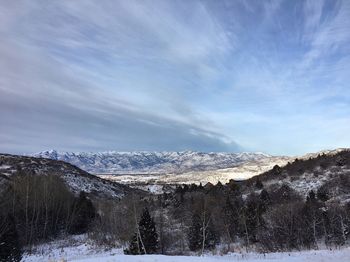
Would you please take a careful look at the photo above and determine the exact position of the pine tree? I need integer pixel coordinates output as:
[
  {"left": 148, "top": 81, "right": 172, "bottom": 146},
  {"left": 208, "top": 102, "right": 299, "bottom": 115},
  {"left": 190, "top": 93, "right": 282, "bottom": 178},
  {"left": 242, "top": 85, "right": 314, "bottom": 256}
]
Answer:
[
  {"left": 255, "top": 179, "right": 263, "bottom": 189},
  {"left": 306, "top": 190, "right": 316, "bottom": 202},
  {"left": 188, "top": 212, "right": 218, "bottom": 252},
  {"left": 139, "top": 208, "right": 158, "bottom": 254},
  {"left": 125, "top": 208, "right": 158, "bottom": 255},
  {"left": 259, "top": 189, "right": 270, "bottom": 206},
  {"left": 222, "top": 196, "right": 240, "bottom": 241},
  {"left": 188, "top": 213, "right": 202, "bottom": 251},
  {"left": 317, "top": 185, "right": 330, "bottom": 202},
  {"left": 0, "top": 215, "right": 22, "bottom": 262},
  {"left": 69, "top": 191, "right": 96, "bottom": 234}
]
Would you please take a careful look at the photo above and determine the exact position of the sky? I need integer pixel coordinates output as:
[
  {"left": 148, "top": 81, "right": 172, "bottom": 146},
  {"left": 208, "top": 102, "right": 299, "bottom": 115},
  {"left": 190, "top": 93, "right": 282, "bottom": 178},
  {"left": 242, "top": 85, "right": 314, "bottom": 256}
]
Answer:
[{"left": 0, "top": 0, "right": 349, "bottom": 155}]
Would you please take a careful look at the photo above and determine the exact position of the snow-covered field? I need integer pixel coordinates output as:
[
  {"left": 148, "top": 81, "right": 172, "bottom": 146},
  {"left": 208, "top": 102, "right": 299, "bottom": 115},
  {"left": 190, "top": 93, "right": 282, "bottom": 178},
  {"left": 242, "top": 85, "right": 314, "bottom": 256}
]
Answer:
[
  {"left": 98, "top": 156, "right": 291, "bottom": 189},
  {"left": 67, "top": 249, "right": 350, "bottom": 262},
  {"left": 22, "top": 241, "right": 350, "bottom": 262}
]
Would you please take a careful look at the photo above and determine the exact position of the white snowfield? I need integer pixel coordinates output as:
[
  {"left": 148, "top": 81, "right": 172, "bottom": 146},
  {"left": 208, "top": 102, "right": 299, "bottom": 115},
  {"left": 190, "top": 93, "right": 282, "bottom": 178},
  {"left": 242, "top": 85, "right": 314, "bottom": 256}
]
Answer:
[
  {"left": 70, "top": 250, "right": 350, "bottom": 262},
  {"left": 23, "top": 246, "right": 350, "bottom": 262},
  {"left": 69, "top": 250, "right": 350, "bottom": 262},
  {"left": 98, "top": 156, "right": 291, "bottom": 187}
]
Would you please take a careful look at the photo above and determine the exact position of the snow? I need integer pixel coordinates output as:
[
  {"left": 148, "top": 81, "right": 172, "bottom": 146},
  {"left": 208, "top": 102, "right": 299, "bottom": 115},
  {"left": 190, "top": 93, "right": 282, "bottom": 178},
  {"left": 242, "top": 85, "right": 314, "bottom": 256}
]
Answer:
[
  {"left": 21, "top": 238, "right": 350, "bottom": 262},
  {"left": 22, "top": 248, "right": 350, "bottom": 262},
  {"left": 0, "top": 155, "right": 127, "bottom": 198},
  {"left": 31, "top": 149, "right": 349, "bottom": 189},
  {"left": 68, "top": 249, "right": 350, "bottom": 262},
  {"left": 31, "top": 150, "right": 273, "bottom": 175},
  {"left": 98, "top": 156, "right": 291, "bottom": 187}
]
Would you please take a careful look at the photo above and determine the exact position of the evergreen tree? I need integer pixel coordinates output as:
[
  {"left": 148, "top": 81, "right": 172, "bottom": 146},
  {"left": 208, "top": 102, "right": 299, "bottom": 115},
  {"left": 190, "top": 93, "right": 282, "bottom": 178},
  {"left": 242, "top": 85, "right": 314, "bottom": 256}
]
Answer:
[
  {"left": 189, "top": 184, "right": 198, "bottom": 191},
  {"left": 69, "top": 191, "right": 96, "bottom": 234},
  {"left": 228, "top": 180, "right": 241, "bottom": 195},
  {"left": 317, "top": 185, "right": 330, "bottom": 202},
  {"left": 222, "top": 196, "right": 241, "bottom": 241},
  {"left": 243, "top": 194, "right": 265, "bottom": 243},
  {"left": 0, "top": 215, "right": 22, "bottom": 262},
  {"left": 125, "top": 208, "right": 158, "bottom": 255},
  {"left": 300, "top": 194, "right": 322, "bottom": 249},
  {"left": 306, "top": 190, "right": 316, "bottom": 202},
  {"left": 188, "top": 212, "right": 219, "bottom": 252},
  {"left": 259, "top": 189, "right": 271, "bottom": 206},
  {"left": 139, "top": 208, "right": 158, "bottom": 254},
  {"left": 272, "top": 164, "right": 282, "bottom": 175},
  {"left": 188, "top": 213, "right": 202, "bottom": 251},
  {"left": 255, "top": 179, "right": 263, "bottom": 189}
]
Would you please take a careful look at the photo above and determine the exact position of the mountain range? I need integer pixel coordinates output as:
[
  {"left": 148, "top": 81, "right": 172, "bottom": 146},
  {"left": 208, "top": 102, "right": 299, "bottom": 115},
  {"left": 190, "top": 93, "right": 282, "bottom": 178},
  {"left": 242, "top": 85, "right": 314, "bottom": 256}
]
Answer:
[
  {"left": 31, "top": 150, "right": 272, "bottom": 174},
  {"left": 28, "top": 149, "right": 348, "bottom": 192}
]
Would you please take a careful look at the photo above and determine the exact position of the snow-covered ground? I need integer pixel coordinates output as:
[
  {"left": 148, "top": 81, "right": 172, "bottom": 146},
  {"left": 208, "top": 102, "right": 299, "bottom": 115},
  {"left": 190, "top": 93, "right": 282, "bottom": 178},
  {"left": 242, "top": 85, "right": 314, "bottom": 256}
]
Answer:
[
  {"left": 22, "top": 240, "right": 350, "bottom": 262},
  {"left": 98, "top": 156, "right": 292, "bottom": 189},
  {"left": 67, "top": 249, "right": 350, "bottom": 262}
]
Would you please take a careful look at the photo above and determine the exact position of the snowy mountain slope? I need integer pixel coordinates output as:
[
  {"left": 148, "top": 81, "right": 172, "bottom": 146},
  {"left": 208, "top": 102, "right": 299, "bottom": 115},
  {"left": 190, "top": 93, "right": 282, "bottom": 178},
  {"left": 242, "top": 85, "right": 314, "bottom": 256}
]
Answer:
[
  {"left": 247, "top": 149, "right": 350, "bottom": 202},
  {"left": 0, "top": 154, "right": 139, "bottom": 198},
  {"left": 31, "top": 150, "right": 272, "bottom": 174}
]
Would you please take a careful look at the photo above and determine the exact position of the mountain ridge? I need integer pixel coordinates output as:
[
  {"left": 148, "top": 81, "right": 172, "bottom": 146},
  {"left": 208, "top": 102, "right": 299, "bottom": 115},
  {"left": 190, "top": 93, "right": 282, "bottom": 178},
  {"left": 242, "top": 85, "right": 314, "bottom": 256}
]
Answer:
[{"left": 31, "top": 149, "right": 273, "bottom": 174}]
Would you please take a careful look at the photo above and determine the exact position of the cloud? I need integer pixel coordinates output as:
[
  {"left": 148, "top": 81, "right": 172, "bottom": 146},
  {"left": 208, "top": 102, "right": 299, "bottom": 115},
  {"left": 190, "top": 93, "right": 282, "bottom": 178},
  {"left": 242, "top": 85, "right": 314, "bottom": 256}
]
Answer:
[
  {"left": 0, "top": 0, "right": 240, "bottom": 154},
  {"left": 0, "top": 0, "right": 349, "bottom": 155},
  {"left": 300, "top": 0, "right": 350, "bottom": 69}
]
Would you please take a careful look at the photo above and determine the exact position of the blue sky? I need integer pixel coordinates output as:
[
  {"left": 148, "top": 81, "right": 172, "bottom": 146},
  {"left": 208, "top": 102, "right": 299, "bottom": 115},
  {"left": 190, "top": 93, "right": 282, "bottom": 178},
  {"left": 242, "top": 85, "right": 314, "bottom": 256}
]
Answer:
[{"left": 0, "top": 0, "right": 349, "bottom": 155}]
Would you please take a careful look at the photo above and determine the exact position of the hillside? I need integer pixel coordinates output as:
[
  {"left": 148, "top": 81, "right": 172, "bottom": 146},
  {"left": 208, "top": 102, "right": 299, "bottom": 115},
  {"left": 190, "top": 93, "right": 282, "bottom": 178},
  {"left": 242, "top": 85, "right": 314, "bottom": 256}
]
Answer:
[
  {"left": 0, "top": 154, "right": 139, "bottom": 199},
  {"left": 247, "top": 148, "right": 350, "bottom": 202}
]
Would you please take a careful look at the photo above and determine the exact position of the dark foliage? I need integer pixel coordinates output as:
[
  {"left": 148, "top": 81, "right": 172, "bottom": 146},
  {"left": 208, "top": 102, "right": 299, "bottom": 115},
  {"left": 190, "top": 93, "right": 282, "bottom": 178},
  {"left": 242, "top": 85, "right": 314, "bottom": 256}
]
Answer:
[
  {"left": 125, "top": 208, "right": 158, "bottom": 255},
  {"left": 187, "top": 212, "right": 218, "bottom": 252},
  {"left": 188, "top": 213, "right": 202, "bottom": 251},
  {"left": 255, "top": 179, "right": 263, "bottom": 189},
  {"left": 0, "top": 174, "right": 97, "bottom": 251},
  {"left": 69, "top": 191, "right": 96, "bottom": 234},
  {"left": 0, "top": 215, "right": 22, "bottom": 262}
]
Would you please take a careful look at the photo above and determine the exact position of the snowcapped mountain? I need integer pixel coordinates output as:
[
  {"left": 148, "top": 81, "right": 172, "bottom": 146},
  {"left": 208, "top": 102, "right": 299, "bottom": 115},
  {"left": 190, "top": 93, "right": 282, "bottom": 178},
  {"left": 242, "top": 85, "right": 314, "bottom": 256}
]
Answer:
[
  {"left": 31, "top": 150, "right": 272, "bottom": 174},
  {"left": 29, "top": 149, "right": 348, "bottom": 190}
]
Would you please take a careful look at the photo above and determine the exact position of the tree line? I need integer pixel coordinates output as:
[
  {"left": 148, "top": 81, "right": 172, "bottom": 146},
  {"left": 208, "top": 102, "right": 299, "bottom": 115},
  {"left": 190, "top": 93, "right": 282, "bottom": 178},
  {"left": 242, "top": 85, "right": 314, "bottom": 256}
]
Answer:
[
  {"left": 92, "top": 178, "right": 350, "bottom": 255},
  {"left": 0, "top": 173, "right": 96, "bottom": 261}
]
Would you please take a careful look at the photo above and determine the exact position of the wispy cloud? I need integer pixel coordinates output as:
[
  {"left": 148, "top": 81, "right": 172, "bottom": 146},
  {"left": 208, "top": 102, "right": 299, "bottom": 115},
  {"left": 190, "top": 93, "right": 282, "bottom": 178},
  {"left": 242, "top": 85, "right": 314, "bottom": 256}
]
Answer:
[
  {"left": 0, "top": 0, "right": 349, "bottom": 155},
  {"left": 0, "top": 0, "right": 240, "bottom": 154}
]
